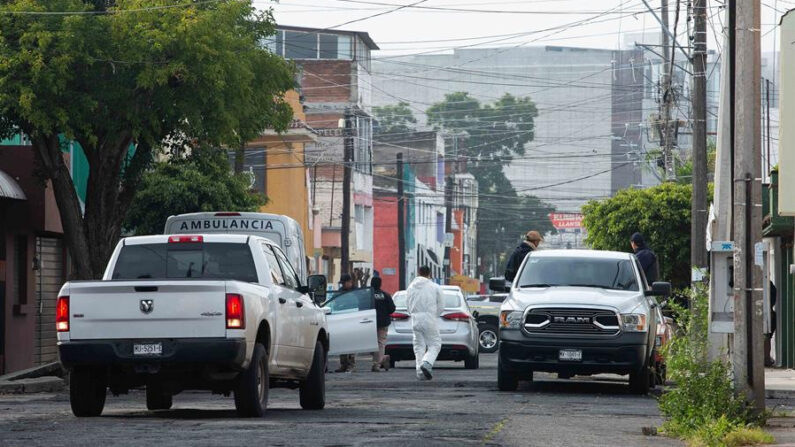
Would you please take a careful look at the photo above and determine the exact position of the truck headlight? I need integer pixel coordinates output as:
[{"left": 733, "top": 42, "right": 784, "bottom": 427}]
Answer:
[
  {"left": 621, "top": 313, "right": 648, "bottom": 332},
  {"left": 500, "top": 310, "right": 523, "bottom": 329}
]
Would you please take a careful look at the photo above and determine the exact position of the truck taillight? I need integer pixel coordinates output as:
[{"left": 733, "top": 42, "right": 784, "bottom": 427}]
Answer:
[
  {"left": 390, "top": 312, "right": 410, "bottom": 321},
  {"left": 168, "top": 235, "right": 203, "bottom": 243},
  {"left": 442, "top": 312, "right": 470, "bottom": 321},
  {"left": 56, "top": 296, "right": 70, "bottom": 332},
  {"left": 226, "top": 294, "right": 245, "bottom": 329}
]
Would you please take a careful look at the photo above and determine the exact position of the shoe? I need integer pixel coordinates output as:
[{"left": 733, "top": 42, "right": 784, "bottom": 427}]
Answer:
[
  {"left": 334, "top": 366, "right": 348, "bottom": 373},
  {"left": 420, "top": 361, "right": 433, "bottom": 380},
  {"left": 381, "top": 355, "right": 391, "bottom": 371},
  {"left": 371, "top": 364, "right": 381, "bottom": 372},
  {"left": 416, "top": 371, "right": 425, "bottom": 381}
]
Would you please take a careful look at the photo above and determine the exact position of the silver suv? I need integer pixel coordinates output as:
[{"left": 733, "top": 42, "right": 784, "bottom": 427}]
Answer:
[{"left": 492, "top": 249, "right": 671, "bottom": 394}]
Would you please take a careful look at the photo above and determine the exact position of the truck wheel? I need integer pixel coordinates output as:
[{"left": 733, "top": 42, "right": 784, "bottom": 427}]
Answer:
[
  {"left": 497, "top": 357, "right": 518, "bottom": 391},
  {"left": 464, "top": 352, "right": 479, "bottom": 369},
  {"left": 146, "top": 384, "right": 173, "bottom": 411},
  {"left": 70, "top": 367, "right": 107, "bottom": 417},
  {"left": 234, "top": 343, "right": 269, "bottom": 417},
  {"left": 300, "top": 341, "right": 326, "bottom": 410},
  {"left": 629, "top": 361, "right": 651, "bottom": 395},
  {"left": 478, "top": 323, "right": 500, "bottom": 353}
]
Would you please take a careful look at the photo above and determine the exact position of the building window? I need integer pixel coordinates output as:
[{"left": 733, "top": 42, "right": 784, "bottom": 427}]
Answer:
[{"left": 285, "top": 31, "right": 317, "bottom": 59}]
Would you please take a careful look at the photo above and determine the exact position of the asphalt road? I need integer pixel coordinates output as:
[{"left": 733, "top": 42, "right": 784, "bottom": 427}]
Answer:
[{"left": 0, "top": 354, "right": 681, "bottom": 447}]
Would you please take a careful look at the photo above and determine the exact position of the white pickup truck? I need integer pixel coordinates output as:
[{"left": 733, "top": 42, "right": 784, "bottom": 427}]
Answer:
[{"left": 56, "top": 233, "right": 376, "bottom": 418}]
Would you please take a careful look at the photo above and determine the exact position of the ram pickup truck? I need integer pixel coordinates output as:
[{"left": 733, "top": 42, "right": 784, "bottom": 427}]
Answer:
[
  {"left": 56, "top": 234, "right": 369, "bottom": 418},
  {"left": 492, "top": 249, "right": 671, "bottom": 394}
]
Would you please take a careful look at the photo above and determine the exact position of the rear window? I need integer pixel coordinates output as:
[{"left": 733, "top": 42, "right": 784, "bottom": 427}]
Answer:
[
  {"left": 111, "top": 243, "right": 258, "bottom": 283},
  {"left": 393, "top": 291, "right": 462, "bottom": 309}
]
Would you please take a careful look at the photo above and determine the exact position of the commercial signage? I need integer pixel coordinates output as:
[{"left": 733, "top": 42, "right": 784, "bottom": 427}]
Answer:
[{"left": 548, "top": 212, "right": 584, "bottom": 230}]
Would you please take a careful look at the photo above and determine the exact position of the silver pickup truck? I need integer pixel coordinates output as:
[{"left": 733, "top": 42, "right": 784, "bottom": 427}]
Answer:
[{"left": 492, "top": 249, "right": 671, "bottom": 394}]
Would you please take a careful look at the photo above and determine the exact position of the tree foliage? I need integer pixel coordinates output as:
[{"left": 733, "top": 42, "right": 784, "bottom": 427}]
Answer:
[
  {"left": 581, "top": 183, "right": 691, "bottom": 286},
  {"left": 124, "top": 148, "right": 265, "bottom": 236},
  {"left": 0, "top": 0, "right": 294, "bottom": 278},
  {"left": 373, "top": 102, "right": 416, "bottom": 134},
  {"left": 426, "top": 92, "right": 552, "bottom": 277}
]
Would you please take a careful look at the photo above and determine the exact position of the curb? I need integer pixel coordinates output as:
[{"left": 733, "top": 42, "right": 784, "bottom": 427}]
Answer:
[
  {"left": 0, "top": 376, "right": 65, "bottom": 395},
  {"left": 767, "top": 389, "right": 795, "bottom": 400}
]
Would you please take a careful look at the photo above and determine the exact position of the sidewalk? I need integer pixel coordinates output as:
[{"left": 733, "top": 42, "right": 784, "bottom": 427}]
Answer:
[{"left": 766, "top": 368, "right": 795, "bottom": 400}]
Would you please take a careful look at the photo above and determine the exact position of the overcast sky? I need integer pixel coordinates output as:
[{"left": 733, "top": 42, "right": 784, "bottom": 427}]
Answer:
[{"left": 264, "top": 0, "right": 789, "bottom": 61}]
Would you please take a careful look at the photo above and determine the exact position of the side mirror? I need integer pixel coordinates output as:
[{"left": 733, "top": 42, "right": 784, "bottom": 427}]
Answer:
[
  {"left": 472, "top": 310, "right": 480, "bottom": 319},
  {"left": 489, "top": 277, "right": 511, "bottom": 293},
  {"left": 307, "top": 274, "right": 328, "bottom": 304},
  {"left": 645, "top": 281, "right": 672, "bottom": 297}
]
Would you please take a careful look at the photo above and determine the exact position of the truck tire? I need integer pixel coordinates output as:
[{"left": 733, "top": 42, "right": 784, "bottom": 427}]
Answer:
[
  {"left": 146, "top": 383, "right": 173, "bottom": 411},
  {"left": 629, "top": 360, "right": 651, "bottom": 395},
  {"left": 464, "top": 352, "right": 479, "bottom": 369},
  {"left": 70, "top": 366, "right": 107, "bottom": 417},
  {"left": 300, "top": 341, "right": 326, "bottom": 410},
  {"left": 234, "top": 343, "right": 269, "bottom": 417},
  {"left": 497, "top": 357, "right": 518, "bottom": 391},
  {"left": 478, "top": 323, "right": 500, "bottom": 353}
]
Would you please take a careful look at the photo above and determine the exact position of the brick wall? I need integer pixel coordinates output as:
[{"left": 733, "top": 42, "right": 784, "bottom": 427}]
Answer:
[{"left": 299, "top": 60, "right": 353, "bottom": 104}]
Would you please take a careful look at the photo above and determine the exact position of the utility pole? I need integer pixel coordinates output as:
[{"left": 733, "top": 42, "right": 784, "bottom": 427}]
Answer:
[
  {"left": 444, "top": 175, "right": 453, "bottom": 284},
  {"left": 340, "top": 108, "right": 353, "bottom": 276},
  {"left": 691, "top": 0, "right": 708, "bottom": 277},
  {"left": 660, "top": 0, "right": 676, "bottom": 181},
  {"left": 397, "top": 153, "right": 406, "bottom": 290},
  {"left": 732, "top": 0, "right": 765, "bottom": 411}
]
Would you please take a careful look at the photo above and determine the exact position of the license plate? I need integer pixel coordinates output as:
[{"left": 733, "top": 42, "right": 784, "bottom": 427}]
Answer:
[
  {"left": 559, "top": 349, "right": 582, "bottom": 362},
  {"left": 133, "top": 343, "right": 162, "bottom": 356}
]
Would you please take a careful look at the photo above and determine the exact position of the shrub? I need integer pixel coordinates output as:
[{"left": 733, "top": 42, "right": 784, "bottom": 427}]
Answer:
[{"left": 658, "top": 284, "right": 771, "bottom": 447}]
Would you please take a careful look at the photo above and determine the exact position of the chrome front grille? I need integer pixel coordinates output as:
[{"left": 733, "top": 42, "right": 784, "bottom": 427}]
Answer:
[{"left": 523, "top": 307, "right": 620, "bottom": 336}]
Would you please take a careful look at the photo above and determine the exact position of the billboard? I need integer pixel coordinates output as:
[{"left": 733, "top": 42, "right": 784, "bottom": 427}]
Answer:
[{"left": 548, "top": 212, "right": 584, "bottom": 230}]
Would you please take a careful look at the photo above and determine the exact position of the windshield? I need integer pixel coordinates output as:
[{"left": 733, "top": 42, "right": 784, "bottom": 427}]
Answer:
[
  {"left": 516, "top": 256, "right": 639, "bottom": 291},
  {"left": 111, "top": 243, "right": 258, "bottom": 283},
  {"left": 393, "top": 291, "right": 462, "bottom": 309}
]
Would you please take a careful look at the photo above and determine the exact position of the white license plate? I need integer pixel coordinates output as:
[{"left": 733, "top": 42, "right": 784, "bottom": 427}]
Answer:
[
  {"left": 133, "top": 343, "right": 162, "bottom": 356},
  {"left": 559, "top": 349, "right": 582, "bottom": 362}
]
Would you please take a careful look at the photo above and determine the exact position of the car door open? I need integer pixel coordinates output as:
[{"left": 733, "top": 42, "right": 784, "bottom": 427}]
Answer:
[{"left": 323, "top": 288, "right": 378, "bottom": 356}]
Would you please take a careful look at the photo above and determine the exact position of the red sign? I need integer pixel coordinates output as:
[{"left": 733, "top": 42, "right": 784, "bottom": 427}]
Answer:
[{"left": 548, "top": 213, "right": 583, "bottom": 230}]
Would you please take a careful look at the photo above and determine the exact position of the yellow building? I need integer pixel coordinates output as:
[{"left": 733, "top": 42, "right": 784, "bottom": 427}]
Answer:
[{"left": 246, "top": 90, "right": 320, "bottom": 273}]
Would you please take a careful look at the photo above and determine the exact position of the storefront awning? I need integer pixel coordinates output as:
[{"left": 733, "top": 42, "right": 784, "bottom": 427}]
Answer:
[{"left": 0, "top": 169, "right": 26, "bottom": 200}]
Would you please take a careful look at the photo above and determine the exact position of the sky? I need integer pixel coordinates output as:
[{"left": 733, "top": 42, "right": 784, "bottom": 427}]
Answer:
[{"left": 263, "top": 0, "right": 791, "bottom": 62}]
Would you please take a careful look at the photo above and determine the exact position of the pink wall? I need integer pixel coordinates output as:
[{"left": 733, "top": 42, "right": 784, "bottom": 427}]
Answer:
[{"left": 373, "top": 195, "right": 400, "bottom": 294}]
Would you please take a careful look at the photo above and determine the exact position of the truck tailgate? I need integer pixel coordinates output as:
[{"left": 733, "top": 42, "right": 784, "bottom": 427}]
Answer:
[{"left": 68, "top": 280, "right": 228, "bottom": 340}]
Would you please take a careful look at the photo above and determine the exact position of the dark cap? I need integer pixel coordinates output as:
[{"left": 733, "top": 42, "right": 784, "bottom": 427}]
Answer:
[
  {"left": 339, "top": 273, "right": 353, "bottom": 283},
  {"left": 630, "top": 232, "right": 646, "bottom": 246}
]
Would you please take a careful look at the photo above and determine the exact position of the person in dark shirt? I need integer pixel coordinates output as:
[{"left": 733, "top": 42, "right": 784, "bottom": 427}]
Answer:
[
  {"left": 504, "top": 230, "right": 543, "bottom": 282},
  {"left": 630, "top": 232, "right": 659, "bottom": 283},
  {"left": 370, "top": 277, "right": 396, "bottom": 372}
]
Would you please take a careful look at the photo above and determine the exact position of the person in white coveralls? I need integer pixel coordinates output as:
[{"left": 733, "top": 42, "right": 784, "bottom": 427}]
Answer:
[{"left": 406, "top": 265, "right": 445, "bottom": 380}]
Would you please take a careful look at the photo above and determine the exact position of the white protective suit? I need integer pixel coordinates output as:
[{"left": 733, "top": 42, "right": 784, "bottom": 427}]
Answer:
[{"left": 406, "top": 276, "right": 445, "bottom": 372}]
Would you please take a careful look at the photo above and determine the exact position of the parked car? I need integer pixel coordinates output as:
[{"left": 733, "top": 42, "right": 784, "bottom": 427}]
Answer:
[
  {"left": 466, "top": 294, "right": 508, "bottom": 353},
  {"left": 493, "top": 249, "right": 671, "bottom": 394},
  {"left": 56, "top": 234, "right": 371, "bottom": 417},
  {"left": 385, "top": 287, "right": 480, "bottom": 369}
]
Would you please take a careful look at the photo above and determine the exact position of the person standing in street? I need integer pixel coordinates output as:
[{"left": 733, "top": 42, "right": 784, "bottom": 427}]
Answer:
[
  {"left": 504, "top": 230, "right": 543, "bottom": 282},
  {"left": 406, "top": 266, "right": 445, "bottom": 380},
  {"left": 334, "top": 273, "right": 357, "bottom": 373},
  {"left": 370, "top": 277, "right": 396, "bottom": 372},
  {"left": 630, "top": 232, "right": 659, "bottom": 283}
]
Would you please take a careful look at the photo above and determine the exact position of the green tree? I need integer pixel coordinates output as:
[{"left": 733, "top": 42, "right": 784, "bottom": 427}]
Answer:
[
  {"left": 675, "top": 139, "right": 717, "bottom": 184},
  {"left": 581, "top": 183, "right": 692, "bottom": 286},
  {"left": 124, "top": 148, "right": 265, "bottom": 235},
  {"left": 373, "top": 102, "right": 416, "bottom": 134},
  {"left": 426, "top": 92, "right": 552, "bottom": 277},
  {"left": 0, "top": 0, "right": 294, "bottom": 279}
]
